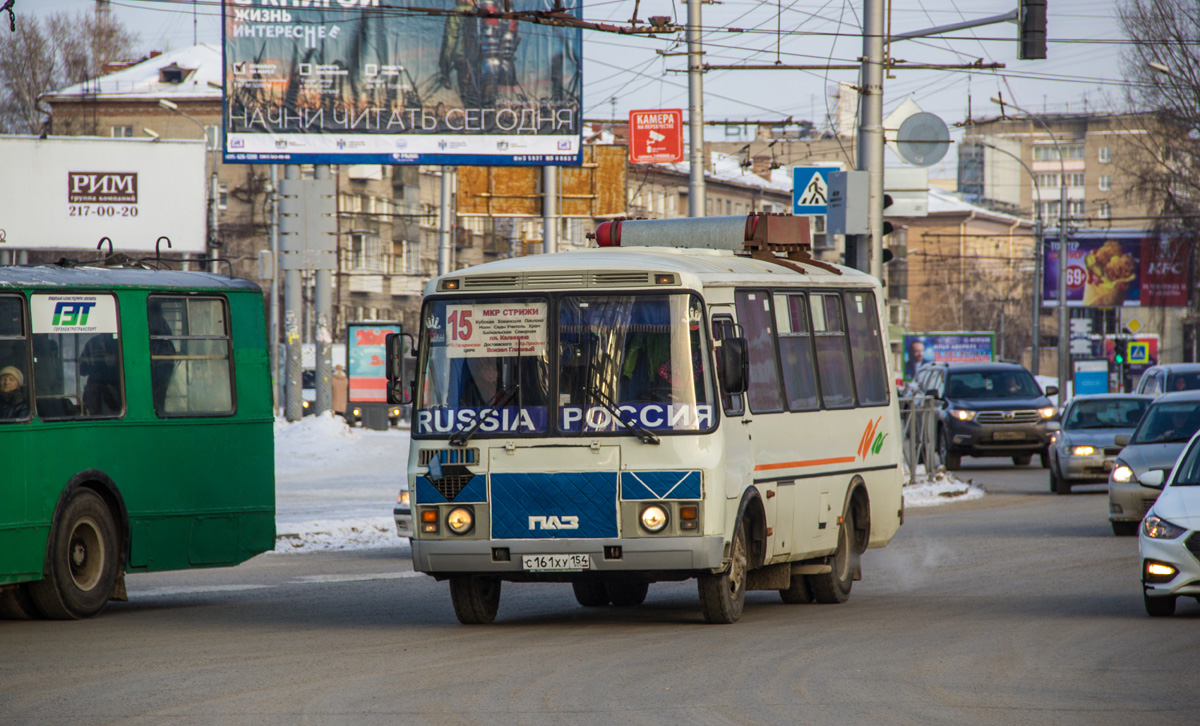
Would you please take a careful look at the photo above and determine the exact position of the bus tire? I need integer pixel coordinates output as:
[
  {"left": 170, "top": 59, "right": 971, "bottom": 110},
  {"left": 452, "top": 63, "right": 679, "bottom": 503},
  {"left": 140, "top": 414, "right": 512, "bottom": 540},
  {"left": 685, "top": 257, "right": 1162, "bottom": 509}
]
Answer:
[
  {"left": 779, "top": 574, "right": 814, "bottom": 604},
  {"left": 448, "top": 576, "right": 501, "bottom": 624},
  {"left": 698, "top": 521, "right": 747, "bottom": 624},
  {"left": 607, "top": 581, "right": 649, "bottom": 606},
  {"left": 572, "top": 580, "right": 609, "bottom": 607},
  {"left": 0, "top": 585, "right": 40, "bottom": 620},
  {"left": 28, "top": 488, "right": 120, "bottom": 620},
  {"left": 809, "top": 508, "right": 857, "bottom": 605}
]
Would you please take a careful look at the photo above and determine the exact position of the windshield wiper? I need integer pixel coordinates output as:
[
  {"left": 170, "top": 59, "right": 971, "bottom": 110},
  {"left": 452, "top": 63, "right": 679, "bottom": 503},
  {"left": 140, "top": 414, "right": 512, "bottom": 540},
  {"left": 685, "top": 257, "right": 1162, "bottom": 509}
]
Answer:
[
  {"left": 584, "top": 383, "right": 660, "bottom": 445},
  {"left": 448, "top": 383, "right": 520, "bottom": 446}
]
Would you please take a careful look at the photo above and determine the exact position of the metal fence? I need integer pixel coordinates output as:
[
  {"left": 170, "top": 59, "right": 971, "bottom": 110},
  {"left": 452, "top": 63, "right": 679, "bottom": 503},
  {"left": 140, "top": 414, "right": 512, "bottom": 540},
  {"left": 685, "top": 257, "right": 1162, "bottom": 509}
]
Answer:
[{"left": 899, "top": 396, "right": 940, "bottom": 484}]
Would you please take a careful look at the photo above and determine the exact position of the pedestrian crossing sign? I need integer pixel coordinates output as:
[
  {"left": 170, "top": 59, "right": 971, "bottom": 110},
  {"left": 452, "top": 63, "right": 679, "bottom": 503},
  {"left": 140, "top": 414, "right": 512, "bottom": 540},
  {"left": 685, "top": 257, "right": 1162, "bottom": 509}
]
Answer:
[
  {"left": 792, "top": 167, "right": 839, "bottom": 215},
  {"left": 1128, "top": 341, "right": 1150, "bottom": 365}
]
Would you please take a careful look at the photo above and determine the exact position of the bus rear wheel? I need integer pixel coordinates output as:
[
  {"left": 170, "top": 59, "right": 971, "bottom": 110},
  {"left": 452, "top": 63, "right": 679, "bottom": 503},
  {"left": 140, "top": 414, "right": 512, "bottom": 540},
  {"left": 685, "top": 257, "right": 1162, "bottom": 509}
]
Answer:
[
  {"left": 571, "top": 580, "right": 609, "bottom": 607},
  {"left": 698, "top": 521, "right": 747, "bottom": 624},
  {"left": 607, "top": 581, "right": 649, "bottom": 606},
  {"left": 809, "top": 508, "right": 857, "bottom": 604},
  {"left": 28, "top": 488, "right": 120, "bottom": 620},
  {"left": 449, "top": 576, "right": 501, "bottom": 624}
]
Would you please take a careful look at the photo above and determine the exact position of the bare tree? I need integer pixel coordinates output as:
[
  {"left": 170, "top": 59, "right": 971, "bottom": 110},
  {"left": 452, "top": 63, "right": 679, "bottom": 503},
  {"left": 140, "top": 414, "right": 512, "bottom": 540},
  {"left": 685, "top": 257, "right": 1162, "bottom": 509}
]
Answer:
[{"left": 0, "top": 10, "right": 137, "bottom": 134}]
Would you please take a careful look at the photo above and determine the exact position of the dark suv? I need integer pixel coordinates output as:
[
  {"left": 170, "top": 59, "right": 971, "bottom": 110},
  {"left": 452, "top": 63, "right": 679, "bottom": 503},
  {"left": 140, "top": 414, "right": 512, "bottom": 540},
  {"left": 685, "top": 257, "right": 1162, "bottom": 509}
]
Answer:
[{"left": 920, "top": 362, "right": 1059, "bottom": 469}]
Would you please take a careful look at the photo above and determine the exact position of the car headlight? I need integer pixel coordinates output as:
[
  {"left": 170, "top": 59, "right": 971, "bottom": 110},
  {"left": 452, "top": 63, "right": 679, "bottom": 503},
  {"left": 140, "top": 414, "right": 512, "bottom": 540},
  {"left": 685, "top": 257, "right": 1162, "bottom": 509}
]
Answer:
[
  {"left": 1143, "top": 514, "right": 1187, "bottom": 540},
  {"left": 446, "top": 506, "right": 474, "bottom": 535},
  {"left": 1039, "top": 407, "right": 1057, "bottom": 419},
  {"left": 1071, "top": 445, "right": 1096, "bottom": 456},
  {"left": 1111, "top": 464, "right": 1134, "bottom": 483},
  {"left": 396, "top": 489, "right": 410, "bottom": 507},
  {"left": 302, "top": 400, "right": 311, "bottom": 409},
  {"left": 949, "top": 409, "right": 976, "bottom": 422},
  {"left": 640, "top": 505, "right": 669, "bottom": 533}
]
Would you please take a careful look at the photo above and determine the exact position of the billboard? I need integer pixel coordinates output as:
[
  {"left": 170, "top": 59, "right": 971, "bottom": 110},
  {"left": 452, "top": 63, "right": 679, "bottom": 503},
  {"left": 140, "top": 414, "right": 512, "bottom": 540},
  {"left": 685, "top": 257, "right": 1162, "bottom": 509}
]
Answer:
[
  {"left": 222, "top": 0, "right": 583, "bottom": 166},
  {"left": 347, "top": 321, "right": 402, "bottom": 403},
  {"left": 1043, "top": 231, "right": 1188, "bottom": 307},
  {"left": 457, "top": 144, "right": 627, "bottom": 217},
  {"left": 902, "top": 333, "right": 994, "bottom": 381},
  {"left": 0, "top": 136, "right": 206, "bottom": 253}
]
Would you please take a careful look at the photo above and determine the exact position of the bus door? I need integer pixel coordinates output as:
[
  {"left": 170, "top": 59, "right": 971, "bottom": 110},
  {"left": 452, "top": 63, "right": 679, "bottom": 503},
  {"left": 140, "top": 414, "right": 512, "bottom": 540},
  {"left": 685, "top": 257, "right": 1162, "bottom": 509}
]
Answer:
[{"left": 0, "top": 294, "right": 31, "bottom": 576}]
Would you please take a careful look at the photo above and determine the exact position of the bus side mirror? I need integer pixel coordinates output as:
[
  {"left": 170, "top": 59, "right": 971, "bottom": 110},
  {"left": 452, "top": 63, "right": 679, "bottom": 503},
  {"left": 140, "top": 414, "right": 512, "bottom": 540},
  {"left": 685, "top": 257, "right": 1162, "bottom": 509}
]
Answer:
[
  {"left": 719, "top": 338, "right": 749, "bottom": 395},
  {"left": 387, "top": 381, "right": 411, "bottom": 406},
  {"left": 385, "top": 332, "right": 404, "bottom": 380}
]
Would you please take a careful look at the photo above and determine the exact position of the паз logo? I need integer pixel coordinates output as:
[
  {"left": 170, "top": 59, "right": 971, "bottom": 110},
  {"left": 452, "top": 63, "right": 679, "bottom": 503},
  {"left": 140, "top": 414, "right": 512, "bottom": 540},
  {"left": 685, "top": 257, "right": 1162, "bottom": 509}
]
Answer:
[
  {"left": 528, "top": 515, "right": 579, "bottom": 530},
  {"left": 53, "top": 301, "right": 96, "bottom": 327}
]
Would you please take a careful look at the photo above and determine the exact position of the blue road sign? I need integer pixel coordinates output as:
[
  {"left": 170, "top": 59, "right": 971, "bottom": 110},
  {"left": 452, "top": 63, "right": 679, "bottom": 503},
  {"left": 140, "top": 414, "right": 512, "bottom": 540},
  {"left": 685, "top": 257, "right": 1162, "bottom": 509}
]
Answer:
[
  {"left": 1128, "top": 342, "right": 1150, "bottom": 365},
  {"left": 792, "top": 167, "right": 839, "bottom": 215}
]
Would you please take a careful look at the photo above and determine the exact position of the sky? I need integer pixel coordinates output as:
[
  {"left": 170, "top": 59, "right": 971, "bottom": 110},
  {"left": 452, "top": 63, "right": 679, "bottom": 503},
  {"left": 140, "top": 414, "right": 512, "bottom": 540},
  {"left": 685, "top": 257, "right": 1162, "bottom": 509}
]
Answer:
[{"left": 13, "top": 0, "right": 1131, "bottom": 176}]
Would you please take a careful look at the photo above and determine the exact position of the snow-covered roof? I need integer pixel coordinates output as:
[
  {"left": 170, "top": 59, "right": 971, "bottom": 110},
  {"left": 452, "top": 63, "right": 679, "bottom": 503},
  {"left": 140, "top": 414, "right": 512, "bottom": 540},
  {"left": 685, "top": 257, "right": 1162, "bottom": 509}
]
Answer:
[
  {"left": 43, "top": 44, "right": 222, "bottom": 103},
  {"left": 924, "top": 187, "right": 1031, "bottom": 225}
]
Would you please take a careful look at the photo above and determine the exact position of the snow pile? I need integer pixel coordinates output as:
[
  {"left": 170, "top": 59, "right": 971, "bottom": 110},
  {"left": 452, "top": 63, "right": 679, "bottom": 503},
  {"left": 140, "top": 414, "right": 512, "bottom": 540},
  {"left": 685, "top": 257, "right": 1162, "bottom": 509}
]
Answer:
[
  {"left": 272, "top": 518, "right": 403, "bottom": 555},
  {"left": 903, "top": 464, "right": 985, "bottom": 507}
]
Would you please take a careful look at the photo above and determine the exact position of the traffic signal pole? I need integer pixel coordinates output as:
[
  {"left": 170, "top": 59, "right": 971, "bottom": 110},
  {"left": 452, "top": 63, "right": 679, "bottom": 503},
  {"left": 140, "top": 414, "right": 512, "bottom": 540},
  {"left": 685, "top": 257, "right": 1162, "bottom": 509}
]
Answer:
[{"left": 860, "top": 0, "right": 885, "bottom": 278}]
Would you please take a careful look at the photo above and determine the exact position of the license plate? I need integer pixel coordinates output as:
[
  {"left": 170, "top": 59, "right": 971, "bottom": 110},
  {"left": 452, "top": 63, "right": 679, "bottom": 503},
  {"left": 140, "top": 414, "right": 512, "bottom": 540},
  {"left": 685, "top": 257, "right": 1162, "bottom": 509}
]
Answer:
[
  {"left": 993, "top": 431, "right": 1024, "bottom": 441},
  {"left": 522, "top": 554, "right": 591, "bottom": 572}
]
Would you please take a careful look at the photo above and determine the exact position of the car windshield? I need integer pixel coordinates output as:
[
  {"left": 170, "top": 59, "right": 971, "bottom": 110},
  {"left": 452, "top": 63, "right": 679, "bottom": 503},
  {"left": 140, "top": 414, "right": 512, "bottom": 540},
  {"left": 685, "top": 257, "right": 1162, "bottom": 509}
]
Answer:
[
  {"left": 1168, "top": 436, "right": 1200, "bottom": 486},
  {"left": 1165, "top": 371, "right": 1200, "bottom": 393},
  {"left": 945, "top": 370, "right": 1040, "bottom": 399},
  {"left": 1130, "top": 401, "right": 1200, "bottom": 445},
  {"left": 415, "top": 297, "right": 551, "bottom": 436},
  {"left": 1064, "top": 398, "right": 1148, "bottom": 430}
]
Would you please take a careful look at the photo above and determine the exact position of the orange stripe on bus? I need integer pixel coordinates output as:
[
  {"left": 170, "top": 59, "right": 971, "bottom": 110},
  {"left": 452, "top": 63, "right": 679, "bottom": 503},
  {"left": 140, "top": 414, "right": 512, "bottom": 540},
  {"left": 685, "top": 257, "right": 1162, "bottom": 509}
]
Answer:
[{"left": 754, "top": 456, "right": 857, "bottom": 471}]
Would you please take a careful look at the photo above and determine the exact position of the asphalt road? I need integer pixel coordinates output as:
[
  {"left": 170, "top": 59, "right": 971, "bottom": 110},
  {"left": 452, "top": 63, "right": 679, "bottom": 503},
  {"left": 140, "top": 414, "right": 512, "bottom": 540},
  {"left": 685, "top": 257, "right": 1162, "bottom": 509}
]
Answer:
[{"left": 3, "top": 458, "right": 1198, "bottom": 726}]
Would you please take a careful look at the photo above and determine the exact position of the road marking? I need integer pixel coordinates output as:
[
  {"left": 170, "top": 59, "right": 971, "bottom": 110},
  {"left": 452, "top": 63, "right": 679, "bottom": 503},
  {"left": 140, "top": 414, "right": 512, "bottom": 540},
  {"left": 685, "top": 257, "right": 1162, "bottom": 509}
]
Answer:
[
  {"left": 290, "top": 571, "right": 425, "bottom": 584},
  {"left": 133, "top": 584, "right": 274, "bottom": 598}
]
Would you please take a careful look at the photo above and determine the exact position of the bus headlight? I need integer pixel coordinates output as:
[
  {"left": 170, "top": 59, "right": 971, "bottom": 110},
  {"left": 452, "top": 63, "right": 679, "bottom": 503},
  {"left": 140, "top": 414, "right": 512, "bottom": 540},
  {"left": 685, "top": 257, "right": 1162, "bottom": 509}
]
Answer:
[
  {"left": 640, "top": 505, "right": 669, "bottom": 533},
  {"left": 446, "top": 506, "right": 474, "bottom": 535}
]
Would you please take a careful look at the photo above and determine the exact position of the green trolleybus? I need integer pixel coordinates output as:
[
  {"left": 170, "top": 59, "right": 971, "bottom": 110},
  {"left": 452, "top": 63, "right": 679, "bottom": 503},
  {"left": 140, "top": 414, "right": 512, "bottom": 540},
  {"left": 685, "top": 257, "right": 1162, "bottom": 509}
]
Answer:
[{"left": 0, "top": 264, "right": 275, "bottom": 619}]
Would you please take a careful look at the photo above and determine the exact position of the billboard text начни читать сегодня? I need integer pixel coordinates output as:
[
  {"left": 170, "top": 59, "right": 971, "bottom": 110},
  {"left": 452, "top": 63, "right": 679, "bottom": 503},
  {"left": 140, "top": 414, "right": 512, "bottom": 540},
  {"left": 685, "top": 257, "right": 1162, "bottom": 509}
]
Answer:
[{"left": 222, "top": 0, "right": 582, "bottom": 166}]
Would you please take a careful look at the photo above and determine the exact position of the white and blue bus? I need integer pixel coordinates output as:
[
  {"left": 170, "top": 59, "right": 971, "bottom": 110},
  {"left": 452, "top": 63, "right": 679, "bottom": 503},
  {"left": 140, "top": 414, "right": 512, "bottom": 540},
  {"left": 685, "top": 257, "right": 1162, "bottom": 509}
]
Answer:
[{"left": 390, "top": 215, "right": 903, "bottom": 624}]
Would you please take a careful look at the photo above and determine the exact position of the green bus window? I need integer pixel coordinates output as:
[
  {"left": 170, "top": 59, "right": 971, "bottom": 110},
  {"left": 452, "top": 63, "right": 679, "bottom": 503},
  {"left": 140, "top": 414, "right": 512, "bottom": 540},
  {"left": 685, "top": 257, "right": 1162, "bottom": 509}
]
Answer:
[
  {"left": 149, "top": 296, "right": 233, "bottom": 416},
  {"left": 0, "top": 296, "right": 30, "bottom": 422},
  {"left": 31, "top": 293, "right": 124, "bottom": 420}
]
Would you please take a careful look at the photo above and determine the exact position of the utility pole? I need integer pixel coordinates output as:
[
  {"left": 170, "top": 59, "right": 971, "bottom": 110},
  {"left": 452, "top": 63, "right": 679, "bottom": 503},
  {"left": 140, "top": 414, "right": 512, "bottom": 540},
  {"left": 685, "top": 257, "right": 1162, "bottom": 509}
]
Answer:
[
  {"left": 686, "top": 0, "right": 705, "bottom": 217},
  {"left": 859, "top": 0, "right": 885, "bottom": 278},
  {"left": 542, "top": 166, "right": 559, "bottom": 254},
  {"left": 438, "top": 167, "right": 454, "bottom": 275},
  {"left": 314, "top": 164, "right": 333, "bottom": 415},
  {"left": 282, "top": 165, "right": 303, "bottom": 422},
  {"left": 268, "top": 164, "right": 281, "bottom": 413}
]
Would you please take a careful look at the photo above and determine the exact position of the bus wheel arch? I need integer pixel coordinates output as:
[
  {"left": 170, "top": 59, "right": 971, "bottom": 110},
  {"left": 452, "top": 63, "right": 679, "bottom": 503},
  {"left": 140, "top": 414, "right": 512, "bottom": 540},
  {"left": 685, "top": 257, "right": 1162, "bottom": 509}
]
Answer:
[
  {"left": 28, "top": 472, "right": 128, "bottom": 619},
  {"left": 734, "top": 487, "right": 768, "bottom": 570}
]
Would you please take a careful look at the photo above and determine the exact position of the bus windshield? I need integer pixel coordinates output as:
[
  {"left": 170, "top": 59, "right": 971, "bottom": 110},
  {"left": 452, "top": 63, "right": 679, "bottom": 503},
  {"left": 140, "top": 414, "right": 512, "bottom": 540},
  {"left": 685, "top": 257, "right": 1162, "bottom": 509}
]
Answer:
[
  {"left": 559, "top": 293, "right": 713, "bottom": 434},
  {"left": 413, "top": 293, "right": 715, "bottom": 438}
]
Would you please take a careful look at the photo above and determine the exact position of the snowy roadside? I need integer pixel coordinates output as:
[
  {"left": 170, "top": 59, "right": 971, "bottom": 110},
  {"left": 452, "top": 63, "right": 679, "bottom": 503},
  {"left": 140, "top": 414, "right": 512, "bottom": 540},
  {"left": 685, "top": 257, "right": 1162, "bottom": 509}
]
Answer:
[{"left": 270, "top": 415, "right": 983, "bottom": 553}]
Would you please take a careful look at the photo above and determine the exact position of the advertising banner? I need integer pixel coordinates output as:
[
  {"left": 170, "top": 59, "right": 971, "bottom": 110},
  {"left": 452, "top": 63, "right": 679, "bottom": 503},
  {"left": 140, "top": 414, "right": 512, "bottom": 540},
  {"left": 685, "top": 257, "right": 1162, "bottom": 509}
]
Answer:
[
  {"left": 902, "top": 332, "right": 994, "bottom": 381},
  {"left": 222, "top": 0, "right": 583, "bottom": 166},
  {"left": 628, "top": 109, "right": 683, "bottom": 164},
  {"left": 0, "top": 137, "right": 206, "bottom": 253},
  {"left": 348, "top": 322, "right": 401, "bottom": 403},
  {"left": 1043, "top": 231, "right": 1188, "bottom": 307}
]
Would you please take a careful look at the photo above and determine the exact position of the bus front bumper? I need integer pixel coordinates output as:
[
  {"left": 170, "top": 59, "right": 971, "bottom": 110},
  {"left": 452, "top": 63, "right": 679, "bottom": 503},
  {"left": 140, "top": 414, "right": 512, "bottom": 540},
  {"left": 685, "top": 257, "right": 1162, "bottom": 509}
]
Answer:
[{"left": 412, "top": 536, "right": 725, "bottom": 577}]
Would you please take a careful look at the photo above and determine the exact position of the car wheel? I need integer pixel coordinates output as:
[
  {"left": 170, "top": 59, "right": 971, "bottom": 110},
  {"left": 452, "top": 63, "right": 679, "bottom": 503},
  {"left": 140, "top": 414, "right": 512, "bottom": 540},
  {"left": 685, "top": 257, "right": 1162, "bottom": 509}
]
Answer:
[
  {"left": 1111, "top": 521, "right": 1139, "bottom": 537},
  {"left": 1040, "top": 450, "right": 1051, "bottom": 469},
  {"left": 571, "top": 581, "right": 609, "bottom": 607},
  {"left": 1144, "top": 592, "right": 1176, "bottom": 617},
  {"left": 448, "top": 576, "right": 501, "bottom": 624},
  {"left": 697, "top": 519, "right": 748, "bottom": 624},
  {"left": 1013, "top": 455, "right": 1032, "bottom": 466},
  {"left": 939, "top": 430, "right": 961, "bottom": 471},
  {"left": 1053, "top": 463, "right": 1072, "bottom": 495},
  {"left": 607, "top": 581, "right": 649, "bottom": 607}
]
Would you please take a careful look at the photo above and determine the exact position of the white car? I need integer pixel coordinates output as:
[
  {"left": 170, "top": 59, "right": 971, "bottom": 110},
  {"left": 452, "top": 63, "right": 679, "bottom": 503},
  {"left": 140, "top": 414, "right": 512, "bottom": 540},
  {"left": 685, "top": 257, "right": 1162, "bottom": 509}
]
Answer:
[{"left": 1138, "top": 432, "right": 1200, "bottom": 617}]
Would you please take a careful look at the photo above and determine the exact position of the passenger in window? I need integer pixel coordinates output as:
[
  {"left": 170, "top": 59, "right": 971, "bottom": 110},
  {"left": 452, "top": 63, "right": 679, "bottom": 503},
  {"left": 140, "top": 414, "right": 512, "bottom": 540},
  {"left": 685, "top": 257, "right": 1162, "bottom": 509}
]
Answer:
[
  {"left": 80, "top": 334, "right": 121, "bottom": 415},
  {"left": 149, "top": 311, "right": 177, "bottom": 411},
  {"left": 0, "top": 365, "right": 28, "bottom": 419}
]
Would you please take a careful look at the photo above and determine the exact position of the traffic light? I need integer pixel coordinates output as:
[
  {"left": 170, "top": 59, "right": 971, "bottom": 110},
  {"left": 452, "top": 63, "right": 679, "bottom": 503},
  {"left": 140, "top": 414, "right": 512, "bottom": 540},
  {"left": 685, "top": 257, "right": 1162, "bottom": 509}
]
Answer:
[
  {"left": 882, "top": 193, "right": 894, "bottom": 237},
  {"left": 1019, "top": 0, "right": 1047, "bottom": 60},
  {"left": 1113, "top": 339, "right": 1127, "bottom": 365}
]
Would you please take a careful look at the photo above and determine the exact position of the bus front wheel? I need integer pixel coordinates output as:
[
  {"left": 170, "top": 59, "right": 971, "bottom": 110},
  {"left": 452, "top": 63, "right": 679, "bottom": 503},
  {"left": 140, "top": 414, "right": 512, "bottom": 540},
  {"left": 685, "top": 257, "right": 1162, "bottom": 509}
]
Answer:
[
  {"left": 572, "top": 580, "right": 609, "bottom": 607},
  {"left": 698, "top": 521, "right": 747, "bottom": 624},
  {"left": 809, "top": 508, "right": 857, "bottom": 604},
  {"left": 449, "top": 576, "right": 501, "bottom": 624},
  {"left": 28, "top": 488, "right": 120, "bottom": 620}
]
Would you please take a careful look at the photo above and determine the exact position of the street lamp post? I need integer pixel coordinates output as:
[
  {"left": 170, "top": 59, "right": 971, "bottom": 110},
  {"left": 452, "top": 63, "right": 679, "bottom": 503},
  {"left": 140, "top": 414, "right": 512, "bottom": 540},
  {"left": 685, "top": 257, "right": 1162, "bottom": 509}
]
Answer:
[
  {"left": 977, "top": 141, "right": 1043, "bottom": 374},
  {"left": 990, "top": 97, "right": 1069, "bottom": 407},
  {"left": 159, "top": 98, "right": 218, "bottom": 272}
]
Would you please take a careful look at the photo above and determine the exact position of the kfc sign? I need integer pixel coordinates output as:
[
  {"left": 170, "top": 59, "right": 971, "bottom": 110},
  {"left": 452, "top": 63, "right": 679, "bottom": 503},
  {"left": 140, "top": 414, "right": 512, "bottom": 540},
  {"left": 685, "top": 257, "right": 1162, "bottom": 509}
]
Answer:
[{"left": 629, "top": 109, "right": 683, "bottom": 164}]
